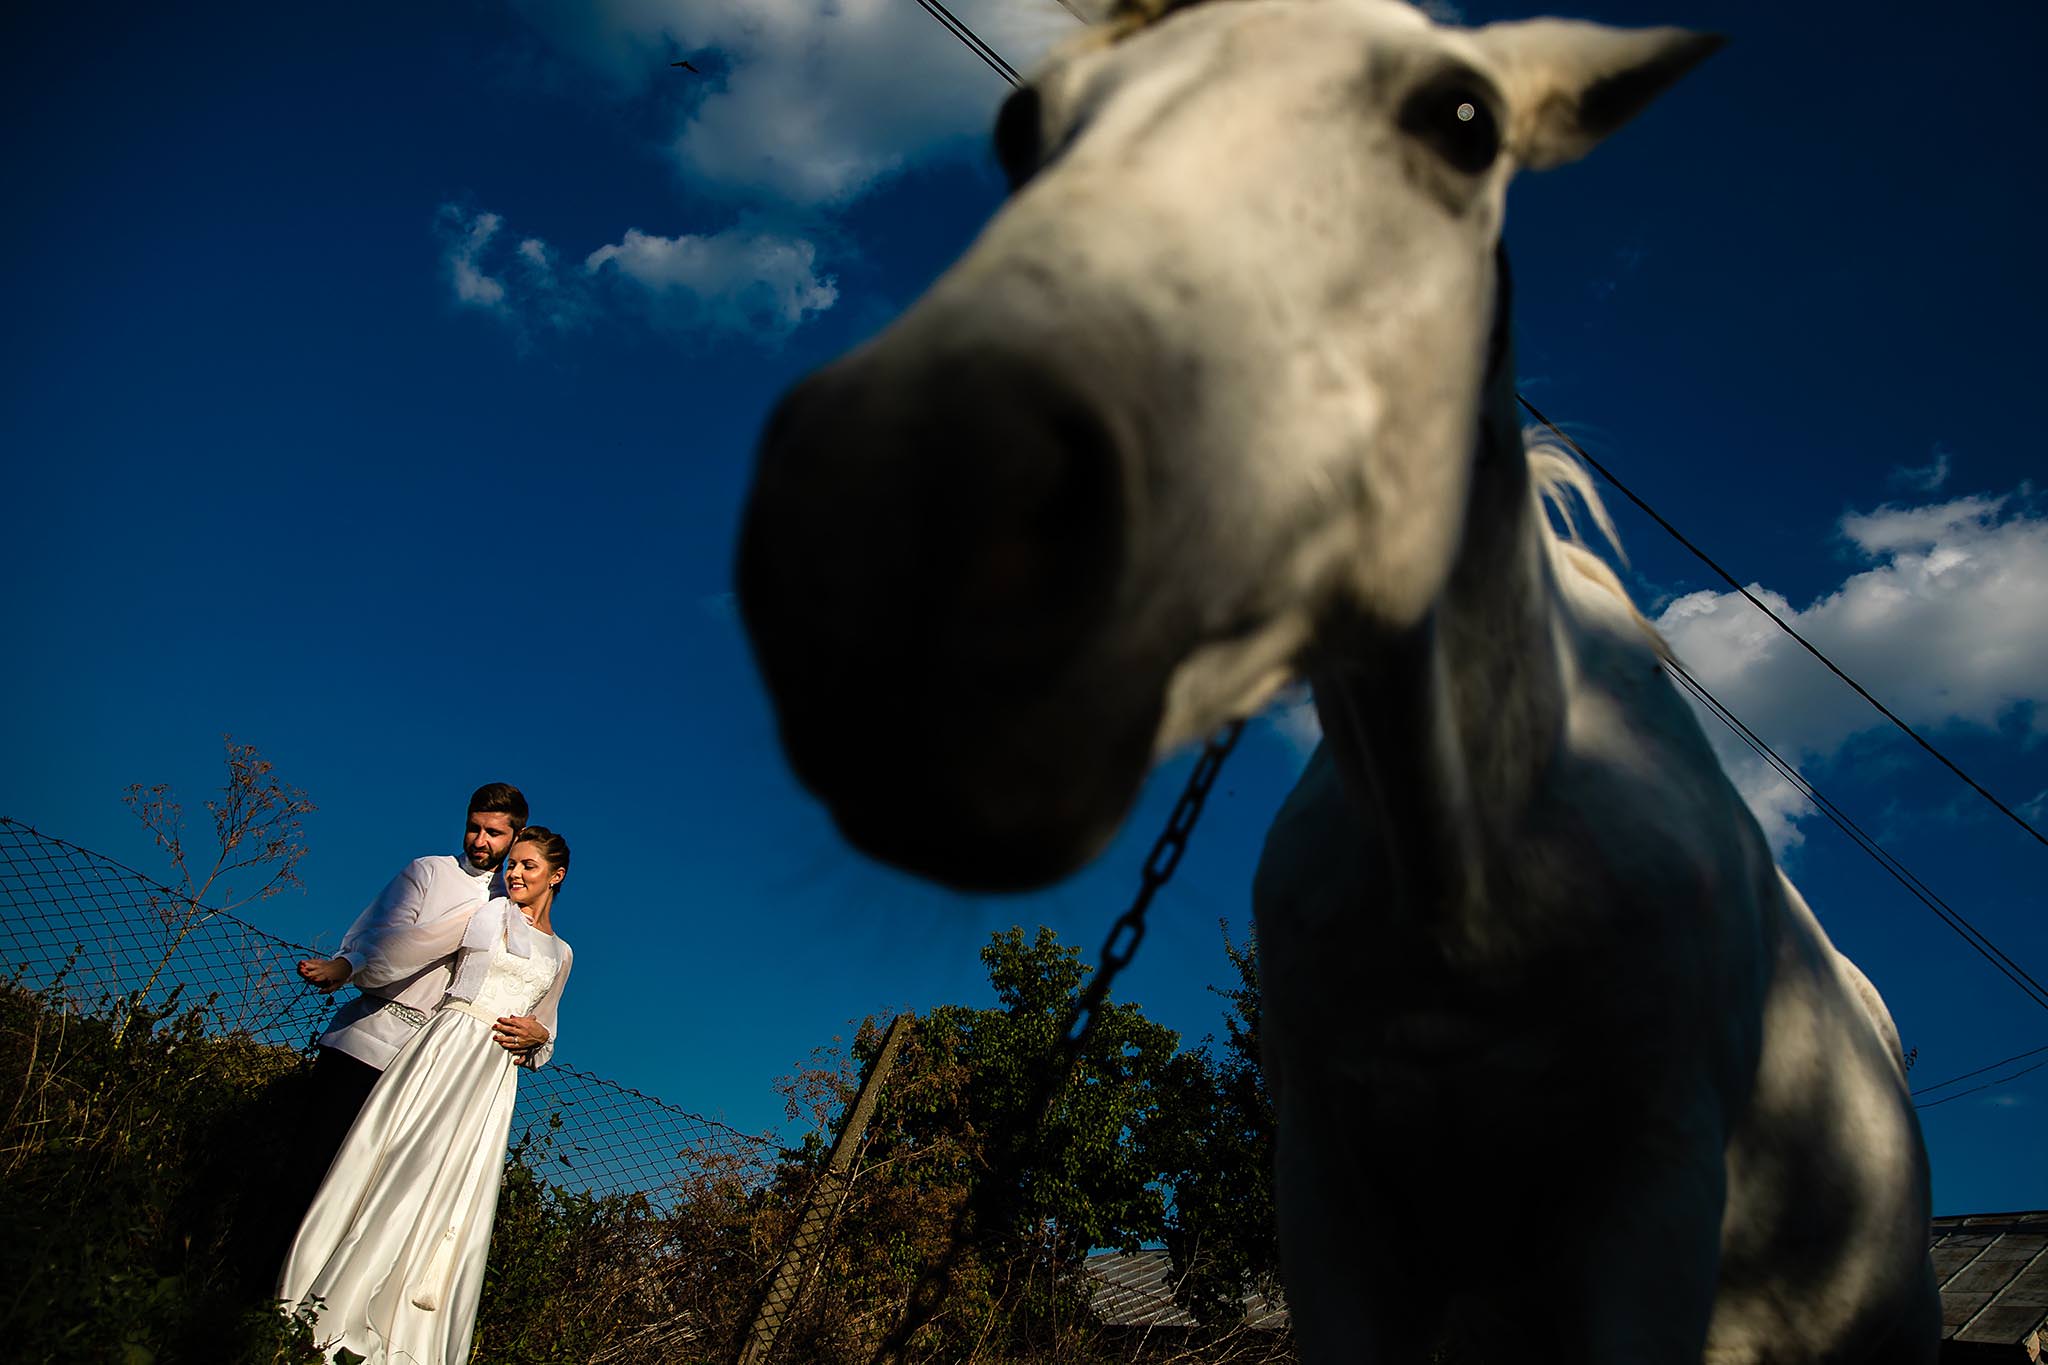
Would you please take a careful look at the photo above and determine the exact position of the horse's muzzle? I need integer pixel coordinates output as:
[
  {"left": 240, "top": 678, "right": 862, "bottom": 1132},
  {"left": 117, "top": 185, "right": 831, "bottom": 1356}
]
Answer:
[{"left": 736, "top": 341, "right": 1152, "bottom": 890}]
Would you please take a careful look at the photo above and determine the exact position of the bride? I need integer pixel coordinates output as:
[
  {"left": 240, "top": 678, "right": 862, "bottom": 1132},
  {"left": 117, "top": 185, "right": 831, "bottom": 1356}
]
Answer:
[{"left": 278, "top": 825, "right": 575, "bottom": 1364}]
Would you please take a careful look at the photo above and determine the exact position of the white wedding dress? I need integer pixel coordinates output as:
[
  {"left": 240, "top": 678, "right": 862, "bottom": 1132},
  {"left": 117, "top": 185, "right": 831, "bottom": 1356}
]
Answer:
[{"left": 279, "top": 916, "right": 568, "bottom": 1365}]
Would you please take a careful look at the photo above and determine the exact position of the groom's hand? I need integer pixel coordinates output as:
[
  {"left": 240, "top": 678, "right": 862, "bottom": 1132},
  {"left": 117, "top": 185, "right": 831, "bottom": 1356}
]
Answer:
[
  {"left": 297, "top": 956, "right": 351, "bottom": 992},
  {"left": 493, "top": 1015, "right": 549, "bottom": 1054}
]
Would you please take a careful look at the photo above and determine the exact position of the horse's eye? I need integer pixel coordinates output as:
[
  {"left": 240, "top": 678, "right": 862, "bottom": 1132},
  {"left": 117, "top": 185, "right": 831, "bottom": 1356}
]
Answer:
[
  {"left": 1399, "top": 81, "right": 1501, "bottom": 175},
  {"left": 993, "top": 87, "right": 1043, "bottom": 191}
]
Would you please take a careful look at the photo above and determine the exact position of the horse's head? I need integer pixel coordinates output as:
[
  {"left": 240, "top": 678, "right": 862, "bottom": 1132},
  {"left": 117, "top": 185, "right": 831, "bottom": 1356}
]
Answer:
[{"left": 738, "top": 0, "right": 1716, "bottom": 890}]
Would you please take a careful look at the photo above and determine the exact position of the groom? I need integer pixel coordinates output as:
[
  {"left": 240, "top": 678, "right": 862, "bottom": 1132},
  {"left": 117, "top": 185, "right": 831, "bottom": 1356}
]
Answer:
[{"left": 291, "top": 782, "right": 528, "bottom": 1182}]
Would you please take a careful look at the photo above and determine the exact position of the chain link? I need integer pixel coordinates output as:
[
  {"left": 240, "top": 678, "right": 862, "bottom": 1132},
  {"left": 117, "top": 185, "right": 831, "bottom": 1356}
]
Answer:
[
  {"left": 1050, "top": 718, "right": 1246, "bottom": 1095},
  {"left": 875, "top": 719, "right": 1246, "bottom": 1363}
]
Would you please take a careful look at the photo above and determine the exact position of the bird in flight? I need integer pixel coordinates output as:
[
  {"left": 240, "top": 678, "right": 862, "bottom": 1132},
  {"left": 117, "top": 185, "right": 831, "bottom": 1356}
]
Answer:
[{"left": 671, "top": 59, "right": 702, "bottom": 74}]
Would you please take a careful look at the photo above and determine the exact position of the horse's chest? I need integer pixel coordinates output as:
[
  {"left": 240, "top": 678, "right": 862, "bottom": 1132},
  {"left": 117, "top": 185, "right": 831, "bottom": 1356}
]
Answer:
[
  {"left": 1255, "top": 810, "right": 1569, "bottom": 1126},
  {"left": 1251, "top": 746, "right": 1750, "bottom": 1145}
]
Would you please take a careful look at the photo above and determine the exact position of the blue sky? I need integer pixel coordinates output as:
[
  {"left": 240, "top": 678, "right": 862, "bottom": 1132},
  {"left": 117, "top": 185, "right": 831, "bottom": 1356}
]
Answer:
[{"left": 4, "top": 0, "right": 2044, "bottom": 1220}]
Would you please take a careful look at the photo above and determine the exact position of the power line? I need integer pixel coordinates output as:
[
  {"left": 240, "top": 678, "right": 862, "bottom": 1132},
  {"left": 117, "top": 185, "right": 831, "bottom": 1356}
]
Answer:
[
  {"left": 1911, "top": 1041, "right": 2048, "bottom": 1098},
  {"left": 910, "top": 0, "right": 1021, "bottom": 86},
  {"left": 1662, "top": 663, "right": 2048, "bottom": 1106},
  {"left": 1519, "top": 396, "right": 2047, "bottom": 853},
  {"left": 1662, "top": 656, "right": 2048, "bottom": 1014},
  {"left": 1913, "top": 1055, "right": 2048, "bottom": 1111}
]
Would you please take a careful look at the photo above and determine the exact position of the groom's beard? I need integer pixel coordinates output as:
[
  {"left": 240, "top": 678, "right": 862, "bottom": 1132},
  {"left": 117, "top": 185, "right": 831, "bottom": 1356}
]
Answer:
[{"left": 463, "top": 844, "right": 503, "bottom": 873}]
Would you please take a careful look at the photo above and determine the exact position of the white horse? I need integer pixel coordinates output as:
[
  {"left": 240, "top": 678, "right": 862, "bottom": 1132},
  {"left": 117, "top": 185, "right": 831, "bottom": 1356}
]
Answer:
[{"left": 735, "top": 1, "right": 1939, "bottom": 1360}]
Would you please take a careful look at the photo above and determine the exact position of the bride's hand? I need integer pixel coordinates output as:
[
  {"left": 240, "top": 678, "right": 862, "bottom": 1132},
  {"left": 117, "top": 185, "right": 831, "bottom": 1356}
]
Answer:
[
  {"left": 298, "top": 957, "right": 351, "bottom": 992},
  {"left": 492, "top": 1015, "right": 549, "bottom": 1053}
]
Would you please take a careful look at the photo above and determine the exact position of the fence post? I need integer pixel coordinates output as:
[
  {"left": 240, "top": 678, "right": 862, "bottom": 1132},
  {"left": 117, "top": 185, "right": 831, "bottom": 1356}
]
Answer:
[{"left": 738, "top": 1013, "right": 912, "bottom": 1365}]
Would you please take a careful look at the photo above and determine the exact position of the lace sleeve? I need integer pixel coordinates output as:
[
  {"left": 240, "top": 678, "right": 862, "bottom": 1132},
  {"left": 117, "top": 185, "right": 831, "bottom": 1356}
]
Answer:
[{"left": 517, "top": 942, "right": 572, "bottom": 1071}]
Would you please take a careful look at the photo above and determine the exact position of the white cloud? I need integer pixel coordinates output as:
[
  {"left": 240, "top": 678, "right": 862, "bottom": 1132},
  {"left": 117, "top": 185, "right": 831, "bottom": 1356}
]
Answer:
[
  {"left": 514, "top": 0, "right": 1081, "bottom": 204},
  {"left": 586, "top": 227, "right": 838, "bottom": 333},
  {"left": 447, "top": 211, "right": 510, "bottom": 310},
  {"left": 1657, "top": 489, "right": 2048, "bottom": 852},
  {"left": 1837, "top": 493, "right": 2007, "bottom": 556},
  {"left": 437, "top": 205, "right": 835, "bottom": 341},
  {"left": 448, "top": 0, "right": 1074, "bottom": 333}
]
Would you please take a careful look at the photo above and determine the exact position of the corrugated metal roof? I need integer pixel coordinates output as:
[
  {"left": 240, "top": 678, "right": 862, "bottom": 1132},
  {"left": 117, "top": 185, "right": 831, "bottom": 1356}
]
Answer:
[
  {"left": 1089, "top": 1213, "right": 2048, "bottom": 1355},
  {"left": 1084, "top": 1249, "right": 1285, "bottom": 1330},
  {"left": 1931, "top": 1211, "right": 2048, "bottom": 1353}
]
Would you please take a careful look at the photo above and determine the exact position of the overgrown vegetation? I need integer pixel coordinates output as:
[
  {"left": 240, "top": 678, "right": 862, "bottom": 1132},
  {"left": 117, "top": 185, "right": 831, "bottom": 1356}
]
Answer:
[
  {"left": 2, "top": 740, "right": 1296, "bottom": 1362},
  {"left": 0, "top": 973, "right": 329, "bottom": 1364},
  {"left": 0, "top": 929, "right": 1292, "bottom": 1364},
  {"left": 759, "top": 924, "right": 1288, "bottom": 1364},
  {"left": 467, "top": 923, "right": 1294, "bottom": 1364}
]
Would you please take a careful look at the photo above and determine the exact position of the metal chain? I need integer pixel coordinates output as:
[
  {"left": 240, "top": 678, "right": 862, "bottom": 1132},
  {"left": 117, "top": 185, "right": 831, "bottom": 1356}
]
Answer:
[
  {"left": 1045, "top": 717, "right": 1247, "bottom": 1111},
  {"left": 873, "top": 718, "right": 1246, "bottom": 1363}
]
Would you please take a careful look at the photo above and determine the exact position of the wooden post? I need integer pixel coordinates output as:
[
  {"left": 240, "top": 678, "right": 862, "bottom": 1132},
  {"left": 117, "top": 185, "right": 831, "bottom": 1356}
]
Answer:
[{"left": 738, "top": 1013, "right": 912, "bottom": 1365}]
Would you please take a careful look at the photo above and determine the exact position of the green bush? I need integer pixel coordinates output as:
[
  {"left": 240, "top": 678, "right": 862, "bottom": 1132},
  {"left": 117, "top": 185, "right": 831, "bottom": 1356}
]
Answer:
[
  {"left": 475, "top": 1121, "right": 668, "bottom": 1362},
  {"left": 0, "top": 975, "right": 776, "bottom": 1364},
  {"left": 0, "top": 975, "right": 325, "bottom": 1364}
]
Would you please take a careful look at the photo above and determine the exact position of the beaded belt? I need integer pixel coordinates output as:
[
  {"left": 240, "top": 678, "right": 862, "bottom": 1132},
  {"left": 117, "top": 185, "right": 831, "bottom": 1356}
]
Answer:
[
  {"left": 440, "top": 999, "right": 501, "bottom": 1026},
  {"left": 375, "top": 1000, "right": 430, "bottom": 1029}
]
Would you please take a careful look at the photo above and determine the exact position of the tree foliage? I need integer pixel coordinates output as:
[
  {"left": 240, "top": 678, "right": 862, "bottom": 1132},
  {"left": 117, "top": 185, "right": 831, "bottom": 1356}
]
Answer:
[
  {"left": 763, "top": 922, "right": 1285, "bottom": 1360},
  {"left": 1149, "top": 921, "right": 1281, "bottom": 1325}
]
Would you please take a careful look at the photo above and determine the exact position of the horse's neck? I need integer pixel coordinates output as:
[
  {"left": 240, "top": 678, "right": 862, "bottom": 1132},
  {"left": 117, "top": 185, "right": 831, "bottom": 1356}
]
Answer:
[{"left": 1307, "top": 380, "right": 1567, "bottom": 928}]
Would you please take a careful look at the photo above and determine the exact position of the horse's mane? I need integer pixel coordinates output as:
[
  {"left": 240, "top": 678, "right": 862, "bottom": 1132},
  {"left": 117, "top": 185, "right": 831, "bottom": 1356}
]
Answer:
[{"left": 1526, "top": 429, "right": 1671, "bottom": 658}]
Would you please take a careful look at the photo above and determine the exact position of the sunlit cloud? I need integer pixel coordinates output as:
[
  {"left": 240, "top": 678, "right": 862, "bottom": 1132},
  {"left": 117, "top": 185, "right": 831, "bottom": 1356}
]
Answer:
[
  {"left": 586, "top": 227, "right": 838, "bottom": 334},
  {"left": 437, "top": 205, "right": 835, "bottom": 342},
  {"left": 1658, "top": 488, "right": 2048, "bottom": 853},
  {"left": 446, "top": 210, "right": 510, "bottom": 311},
  {"left": 513, "top": 0, "right": 1080, "bottom": 205}
]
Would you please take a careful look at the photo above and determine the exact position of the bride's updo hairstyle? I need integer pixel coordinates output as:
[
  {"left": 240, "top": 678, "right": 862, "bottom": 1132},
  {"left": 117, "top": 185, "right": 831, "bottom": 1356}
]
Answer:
[{"left": 512, "top": 825, "right": 571, "bottom": 897}]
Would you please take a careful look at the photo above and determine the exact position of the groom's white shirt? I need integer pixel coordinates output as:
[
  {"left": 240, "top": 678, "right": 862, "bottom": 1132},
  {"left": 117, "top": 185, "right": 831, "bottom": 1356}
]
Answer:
[{"left": 317, "top": 854, "right": 500, "bottom": 1069}]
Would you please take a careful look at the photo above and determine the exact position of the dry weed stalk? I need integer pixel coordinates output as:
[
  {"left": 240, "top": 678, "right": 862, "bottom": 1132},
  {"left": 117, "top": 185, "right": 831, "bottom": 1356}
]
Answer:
[{"left": 114, "top": 736, "right": 314, "bottom": 1046}]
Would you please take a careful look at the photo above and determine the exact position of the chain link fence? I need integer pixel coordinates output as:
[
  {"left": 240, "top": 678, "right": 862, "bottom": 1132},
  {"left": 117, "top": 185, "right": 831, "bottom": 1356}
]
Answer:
[
  {"left": 0, "top": 816, "right": 779, "bottom": 1212},
  {"left": 0, "top": 815, "right": 1283, "bottom": 1362}
]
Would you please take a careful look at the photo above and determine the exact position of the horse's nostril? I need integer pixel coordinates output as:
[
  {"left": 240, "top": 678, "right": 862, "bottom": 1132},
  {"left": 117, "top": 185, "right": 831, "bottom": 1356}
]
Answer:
[
  {"left": 930, "top": 375, "right": 1126, "bottom": 664},
  {"left": 739, "top": 342, "right": 1128, "bottom": 726},
  {"left": 739, "top": 340, "right": 1159, "bottom": 890}
]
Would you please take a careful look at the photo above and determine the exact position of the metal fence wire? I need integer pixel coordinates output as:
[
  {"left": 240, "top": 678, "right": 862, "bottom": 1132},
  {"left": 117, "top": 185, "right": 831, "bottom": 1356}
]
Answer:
[
  {"left": 0, "top": 816, "right": 778, "bottom": 1213},
  {"left": 0, "top": 816, "right": 1291, "bottom": 1363}
]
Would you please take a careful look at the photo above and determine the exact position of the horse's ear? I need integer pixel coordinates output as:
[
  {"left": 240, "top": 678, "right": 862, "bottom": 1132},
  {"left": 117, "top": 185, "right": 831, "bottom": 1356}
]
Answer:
[{"left": 1467, "top": 20, "right": 1722, "bottom": 171}]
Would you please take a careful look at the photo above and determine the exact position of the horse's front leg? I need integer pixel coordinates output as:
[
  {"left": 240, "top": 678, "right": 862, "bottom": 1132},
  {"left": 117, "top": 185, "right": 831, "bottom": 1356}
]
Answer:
[
  {"left": 1271, "top": 1086, "right": 1450, "bottom": 1363},
  {"left": 1499, "top": 1126, "right": 1727, "bottom": 1365}
]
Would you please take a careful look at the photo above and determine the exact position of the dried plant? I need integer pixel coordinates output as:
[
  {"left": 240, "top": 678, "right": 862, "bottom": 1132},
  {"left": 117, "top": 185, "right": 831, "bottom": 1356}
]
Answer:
[{"left": 113, "top": 736, "right": 314, "bottom": 1045}]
